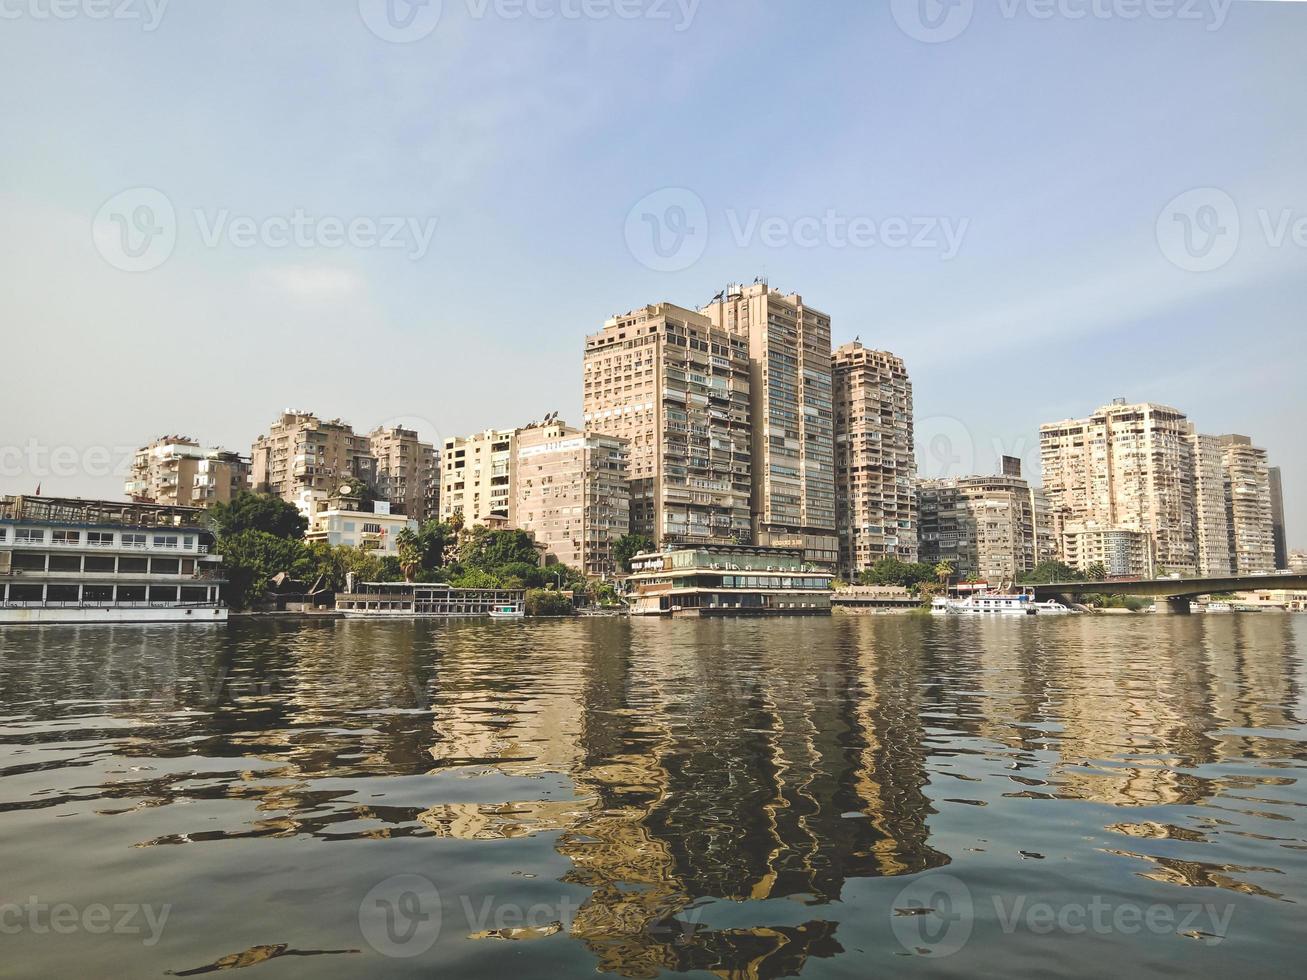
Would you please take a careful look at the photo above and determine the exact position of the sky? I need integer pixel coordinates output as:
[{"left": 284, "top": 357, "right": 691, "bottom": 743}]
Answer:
[{"left": 1, "top": 0, "right": 1303, "bottom": 547}]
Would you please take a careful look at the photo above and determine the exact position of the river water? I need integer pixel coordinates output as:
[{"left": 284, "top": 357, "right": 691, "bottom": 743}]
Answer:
[{"left": 1, "top": 615, "right": 1304, "bottom": 978}]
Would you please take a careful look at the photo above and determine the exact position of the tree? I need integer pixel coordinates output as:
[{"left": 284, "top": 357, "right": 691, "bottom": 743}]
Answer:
[
  {"left": 449, "top": 567, "right": 502, "bottom": 590},
  {"left": 934, "top": 561, "right": 955, "bottom": 585},
  {"left": 613, "top": 533, "right": 655, "bottom": 573},
  {"left": 216, "top": 530, "right": 311, "bottom": 610},
  {"left": 209, "top": 492, "right": 307, "bottom": 540},
  {"left": 1085, "top": 562, "right": 1109, "bottom": 582},
  {"left": 396, "top": 528, "right": 422, "bottom": 583},
  {"left": 462, "top": 529, "right": 540, "bottom": 571},
  {"left": 525, "top": 588, "right": 575, "bottom": 617},
  {"left": 1018, "top": 561, "right": 1085, "bottom": 585}
]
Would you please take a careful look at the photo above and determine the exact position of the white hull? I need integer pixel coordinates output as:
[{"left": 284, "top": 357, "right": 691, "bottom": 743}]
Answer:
[
  {"left": 0, "top": 606, "right": 228, "bottom": 625},
  {"left": 932, "top": 596, "right": 1074, "bottom": 616}
]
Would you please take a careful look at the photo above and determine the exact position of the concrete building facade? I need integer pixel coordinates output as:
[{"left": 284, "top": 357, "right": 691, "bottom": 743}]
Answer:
[
  {"left": 369, "top": 426, "right": 439, "bottom": 523},
  {"left": 832, "top": 342, "right": 916, "bottom": 576},
  {"left": 126, "top": 437, "right": 250, "bottom": 508},
  {"left": 1218, "top": 434, "right": 1276, "bottom": 575},
  {"left": 701, "top": 283, "right": 838, "bottom": 567},
  {"left": 251, "top": 412, "right": 376, "bottom": 516},
  {"left": 515, "top": 420, "right": 631, "bottom": 578},
  {"left": 1061, "top": 524, "right": 1155, "bottom": 578},
  {"left": 1269, "top": 466, "right": 1288, "bottom": 570},
  {"left": 440, "top": 428, "right": 518, "bottom": 526},
  {"left": 306, "top": 501, "right": 416, "bottom": 557},
  {"left": 917, "top": 472, "right": 1053, "bottom": 583},
  {"left": 1040, "top": 400, "right": 1196, "bottom": 575},
  {"left": 1186, "top": 428, "right": 1234, "bottom": 577},
  {"left": 583, "top": 303, "right": 753, "bottom": 549}
]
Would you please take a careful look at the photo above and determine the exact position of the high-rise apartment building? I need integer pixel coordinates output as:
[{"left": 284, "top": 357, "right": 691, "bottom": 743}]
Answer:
[
  {"left": 917, "top": 471, "right": 1053, "bottom": 583},
  {"left": 369, "top": 426, "right": 439, "bottom": 523},
  {"left": 701, "top": 283, "right": 838, "bottom": 566},
  {"left": 440, "top": 428, "right": 518, "bottom": 526},
  {"left": 126, "top": 437, "right": 250, "bottom": 508},
  {"left": 832, "top": 342, "right": 916, "bottom": 576},
  {"left": 583, "top": 303, "right": 752, "bottom": 548},
  {"left": 1186, "top": 428, "right": 1234, "bottom": 577},
  {"left": 515, "top": 420, "right": 631, "bottom": 578},
  {"left": 1061, "top": 524, "right": 1155, "bottom": 578},
  {"left": 251, "top": 412, "right": 377, "bottom": 517},
  {"left": 1218, "top": 434, "right": 1276, "bottom": 575},
  {"left": 1040, "top": 400, "right": 1196, "bottom": 575},
  {"left": 1268, "top": 465, "right": 1288, "bottom": 571}
]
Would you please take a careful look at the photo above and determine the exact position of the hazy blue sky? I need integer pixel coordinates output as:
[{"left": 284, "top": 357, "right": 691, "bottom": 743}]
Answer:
[{"left": 2, "top": 0, "right": 1303, "bottom": 545}]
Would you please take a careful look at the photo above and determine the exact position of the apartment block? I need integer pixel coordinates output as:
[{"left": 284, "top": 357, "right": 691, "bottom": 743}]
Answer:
[
  {"left": 306, "top": 501, "right": 417, "bottom": 557},
  {"left": 832, "top": 342, "right": 916, "bottom": 576},
  {"left": 126, "top": 437, "right": 250, "bottom": 508},
  {"left": 701, "top": 283, "right": 838, "bottom": 567},
  {"left": 917, "top": 472, "right": 1052, "bottom": 583},
  {"left": 1268, "top": 465, "right": 1288, "bottom": 570},
  {"left": 251, "top": 412, "right": 376, "bottom": 516},
  {"left": 515, "top": 420, "right": 631, "bottom": 578},
  {"left": 440, "top": 428, "right": 518, "bottom": 526},
  {"left": 1061, "top": 524, "right": 1155, "bottom": 578},
  {"left": 1040, "top": 400, "right": 1196, "bottom": 575},
  {"left": 583, "top": 303, "right": 752, "bottom": 548},
  {"left": 1218, "top": 434, "right": 1276, "bottom": 575},
  {"left": 1186, "top": 428, "right": 1234, "bottom": 577},
  {"left": 369, "top": 426, "right": 439, "bottom": 523}
]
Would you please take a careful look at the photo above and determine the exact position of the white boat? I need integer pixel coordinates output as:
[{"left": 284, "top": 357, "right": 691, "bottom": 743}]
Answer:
[
  {"left": 488, "top": 603, "right": 526, "bottom": 620},
  {"left": 931, "top": 591, "right": 1074, "bottom": 616}
]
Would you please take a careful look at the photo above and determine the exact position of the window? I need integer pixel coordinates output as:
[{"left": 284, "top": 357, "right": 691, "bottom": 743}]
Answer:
[
  {"left": 149, "top": 586, "right": 179, "bottom": 603},
  {"left": 87, "top": 531, "right": 114, "bottom": 546},
  {"left": 153, "top": 535, "right": 179, "bottom": 549},
  {"left": 46, "top": 584, "right": 80, "bottom": 603},
  {"left": 12, "top": 553, "right": 46, "bottom": 571},
  {"left": 8, "top": 584, "right": 43, "bottom": 602},
  {"left": 83, "top": 585, "right": 115, "bottom": 603},
  {"left": 116, "top": 585, "right": 146, "bottom": 602},
  {"left": 48, "top": 555, "right": 81, "bottom": 572},
  {"left": 52, "top": 529, "right": 80, "bottom": 545},
  {"left": 183, "top": 536, "right": 195, "bottom": 550},
  {"left": 118, "top": 556, "right": 148, "bottom": 573},
  {"left": 150, "top": 558, "right": 180, "bottom": 575},
  {"left": 362, "top": 523, "right": 382, "bottom": 534},
  {"left": 122, "top": 533, "right": 146, "bottom": 548},
  {"left": 15, "top": 528, "right": 44, "bottom": 544},
  {"left": 84, "top": 555, "right": 116, "bottom": 573},
  {"left": 0, "top": 528, "right": 6, "bottom": 542}
]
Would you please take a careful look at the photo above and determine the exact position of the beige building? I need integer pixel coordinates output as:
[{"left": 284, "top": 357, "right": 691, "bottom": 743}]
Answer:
[
  {"left": 701, "top": 283, "right": 838, "bottom": 567},
  {"left": 305, "top": 501, "right": 416, "bottom": 557},
  {"left": 369, "top": 426, "right": 439, "bottom": 523},
  {"left": 1040, "top": 400, "right": 1196, "bottom": 575},
  {"left": 1218, "top": 434, "right": 1276, "bottom": 575},
  {"left": 832, "top": 342, "right": 916, "bottom": 576},
  {"left": 440, "top": 428, "right": 517, "bottom": 525},
  {"left": 251, "top": 411, "right": 376, "bottom": 516},
  {"left": 1061, "top": 523, "right": 1155, "bottom": 578},
  {"left": 126, "top": 437, "right": 250, "bottom": 508},
  {"left": 917, "top": 469, "right": 1054, "bottom": 583},
  {"left": 1186, "top": 428, "right": 1234, "bottom": 576},
  {"left": 515, "top": 420, "right": 630, "bottom": 578},
  {"left": 1289, "top": 550, "right": 1307, "bottom": 573},
  {"left": 583, "top": 303, "right": 753, "bottom": 548}
]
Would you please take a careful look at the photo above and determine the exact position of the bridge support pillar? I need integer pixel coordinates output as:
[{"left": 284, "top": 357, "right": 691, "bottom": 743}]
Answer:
[{"left": 1159, "top": 596, "right": 1192, "bottom": 615}]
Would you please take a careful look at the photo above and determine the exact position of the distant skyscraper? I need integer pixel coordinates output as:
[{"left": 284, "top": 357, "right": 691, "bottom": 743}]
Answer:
[
  {"left": 1269, "top": 466, "right": 1288, "bottom": 570},
  {"left": 1186, "top": 428, "right": 1234, "bottom": 577},
  {"left": 583, "top": 303, "right": 752, "bottom": 548},
  {"left": 251, "top": 411, "right": 376, "bottom": 516},
  {"left": 832, "top": 342, "right": 916, "bottom": 575},
  {"left": 1217, "top": 434, "right": 1276, "bottom": 575},
  {"left": 1040, "top": 400, "right": 1196, "bottom": 575},
  {"left": 701, "top": 283, "right": 837, "bottom": 567}
]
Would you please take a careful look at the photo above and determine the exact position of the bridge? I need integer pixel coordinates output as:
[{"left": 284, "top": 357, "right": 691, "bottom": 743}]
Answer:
[{"left": 1028, "top": 573, "right": 1307, "bottom": 613}]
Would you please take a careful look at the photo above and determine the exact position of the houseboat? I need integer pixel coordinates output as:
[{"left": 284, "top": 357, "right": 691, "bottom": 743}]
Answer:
[
  {"left": 627, "top": 543, "right": 834, "bottom": 617},
  {"left": 0, "top": 495, "right": 227, "bottom": 624},
  {"left": 336, "top": 582, "right": 527, "bottom": 618},
  {"left": 931, "top": 590, "right": 1074, "bottom": 616}
]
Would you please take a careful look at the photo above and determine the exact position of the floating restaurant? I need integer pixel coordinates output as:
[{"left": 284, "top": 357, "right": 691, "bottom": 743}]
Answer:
[{"left": 627, "top": 543, "right": 834, "bottom": 616}]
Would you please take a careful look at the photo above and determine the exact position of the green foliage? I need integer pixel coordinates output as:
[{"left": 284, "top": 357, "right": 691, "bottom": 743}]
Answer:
[
  {"left": 1018, "top": 561, "right": 1086, "bottom": 585},
  {"left": 208, "top": 491, "right": 307, "bottom": 540},
  {"left": 613, "top": 533, "right": 655, "bottom": 572},
  {"left": 856, "top": 558, "right": 938, "bottom": 589},
  {"left": 462, "top": 528, "right": 541, "bottom": 571},
  {"left": 525, "top": 588, "right": 575, "bottom": 617},
  {"left": 216, "top": 530, "right": 312, "bottom": 610},
  {"left": 1084, "top": 562, "right": 1109, "bottom": 582},
  {"left": 448, "top": 567, "right": 502, "bottom": 590}
]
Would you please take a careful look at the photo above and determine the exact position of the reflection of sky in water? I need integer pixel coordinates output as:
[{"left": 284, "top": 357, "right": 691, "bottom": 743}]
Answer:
[{"left": 0, "top": 615, "right": 1303, "bottom": 977}]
